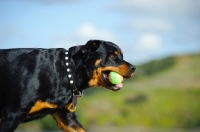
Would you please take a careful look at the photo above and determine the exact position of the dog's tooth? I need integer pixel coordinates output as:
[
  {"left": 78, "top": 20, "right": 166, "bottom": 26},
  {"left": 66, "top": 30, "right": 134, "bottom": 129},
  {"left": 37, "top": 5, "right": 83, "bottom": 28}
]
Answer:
[
  {"left": 67, "top": 69, "right": 70, "bottom": 72},
  {"left": 65, "top": 57, "right": 68, "bottom": 60},
  {"left": 68, "top": 74, "right": 72, "bottom": 78},
  {"left": 66, "top": 63, "right": 69, "bottom": 66}
]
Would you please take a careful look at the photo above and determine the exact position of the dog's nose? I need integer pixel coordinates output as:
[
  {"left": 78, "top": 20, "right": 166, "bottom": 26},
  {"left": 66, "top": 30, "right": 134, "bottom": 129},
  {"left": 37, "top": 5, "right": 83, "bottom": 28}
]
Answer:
[{"left": 130, "top": 65, "right": 136, "bottom": 73}]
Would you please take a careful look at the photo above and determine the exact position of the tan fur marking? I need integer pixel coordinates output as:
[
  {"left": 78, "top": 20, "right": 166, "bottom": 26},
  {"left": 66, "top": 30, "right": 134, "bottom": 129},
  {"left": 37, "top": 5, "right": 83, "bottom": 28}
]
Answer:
[
  {"left": 114, "top": 51, "right": 118, "bottom": 55},
  {"left": 95, "top": 59, "right": 101, "bottom": 66},
  {"left": 88, "top": 68, "right": 103, "bottom": 87},
  {"left": 52, "top": 113, "right": 86, "bottom": 132},
  {"left": 77, "top": 128, "right": 86, "bottom": 132},
  {"left": 28, "top": 100, "right": 57, "bottom": 114},
  {"left": 52, "top": 113, "right": 74, "bottom": 131},
  {"left": 101, "top": 64, "right": 129, "bottom": 76},
  {"left": 88, "top": 64, "right": 129, "bottom": 87},
  {"left": 121, "top": 51, "right": 124, "bottom": 55}
]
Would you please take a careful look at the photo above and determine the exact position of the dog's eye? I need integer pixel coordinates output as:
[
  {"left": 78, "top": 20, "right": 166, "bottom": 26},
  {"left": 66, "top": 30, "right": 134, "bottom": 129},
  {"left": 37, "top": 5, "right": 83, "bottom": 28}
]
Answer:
[{"left": 110, "top": 54, "right": 117, "bottom": 59}]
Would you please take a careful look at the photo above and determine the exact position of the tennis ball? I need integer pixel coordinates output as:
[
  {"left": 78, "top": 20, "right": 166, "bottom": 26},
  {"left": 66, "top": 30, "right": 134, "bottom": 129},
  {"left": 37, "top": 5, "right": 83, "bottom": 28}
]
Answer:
[{"left": 108, "top": 72, "right": 123, "bottom": 85}]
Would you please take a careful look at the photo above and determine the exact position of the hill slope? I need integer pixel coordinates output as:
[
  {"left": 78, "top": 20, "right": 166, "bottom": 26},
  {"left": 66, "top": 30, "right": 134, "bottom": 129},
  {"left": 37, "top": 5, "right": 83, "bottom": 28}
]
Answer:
[{"left": 127, "top": 53, "right": 200, "bottom": 89}]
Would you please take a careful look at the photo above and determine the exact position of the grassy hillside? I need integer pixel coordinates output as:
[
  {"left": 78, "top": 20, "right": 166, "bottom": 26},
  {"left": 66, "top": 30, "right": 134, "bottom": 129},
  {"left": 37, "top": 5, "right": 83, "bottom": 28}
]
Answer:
[{"left": 17, "top": 54, "right": 200, "bottom": 131}]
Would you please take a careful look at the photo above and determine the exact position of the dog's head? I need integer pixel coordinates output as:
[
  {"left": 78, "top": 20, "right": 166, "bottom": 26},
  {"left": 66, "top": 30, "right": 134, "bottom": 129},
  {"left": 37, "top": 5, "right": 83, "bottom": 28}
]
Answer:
[{"left": 71, "top": 40, "right": 136, "bottom": 91}]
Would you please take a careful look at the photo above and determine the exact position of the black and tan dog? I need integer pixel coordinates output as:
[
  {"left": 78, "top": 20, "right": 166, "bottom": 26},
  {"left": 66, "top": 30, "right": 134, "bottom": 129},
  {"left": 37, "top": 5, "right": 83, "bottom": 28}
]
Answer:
[{"left": 0, "top": 40, "right": 135, "bottom": 132}]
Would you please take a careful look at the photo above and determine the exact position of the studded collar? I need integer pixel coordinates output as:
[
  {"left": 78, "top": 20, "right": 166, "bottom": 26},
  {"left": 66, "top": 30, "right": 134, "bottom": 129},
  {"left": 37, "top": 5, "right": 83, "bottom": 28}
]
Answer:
[{"left": 64, "top": 49, "right": 83, "bottom": 98}]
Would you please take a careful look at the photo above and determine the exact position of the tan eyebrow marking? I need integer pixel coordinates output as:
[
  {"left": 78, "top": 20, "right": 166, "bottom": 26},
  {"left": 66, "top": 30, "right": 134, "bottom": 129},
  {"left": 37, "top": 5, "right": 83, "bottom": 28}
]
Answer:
[{"left": 114, "top": 51, "right": 118, "bottom": 55}]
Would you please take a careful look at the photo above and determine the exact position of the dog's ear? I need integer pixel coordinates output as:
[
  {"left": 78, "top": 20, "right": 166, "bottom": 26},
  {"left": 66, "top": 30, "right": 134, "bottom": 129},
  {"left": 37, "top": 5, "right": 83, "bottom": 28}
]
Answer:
[
  {"left": 81, "top": 40, "right": 102, "bottom": 54},
  {"left": 71, "top": 40, "right": 102, "bottom": 61}
]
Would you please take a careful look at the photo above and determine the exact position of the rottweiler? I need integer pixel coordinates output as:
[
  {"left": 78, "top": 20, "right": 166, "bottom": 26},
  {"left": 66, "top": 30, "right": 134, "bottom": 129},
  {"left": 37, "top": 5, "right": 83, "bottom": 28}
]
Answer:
[{"left": 0, "top": 40, "right": 135, "bottom": 132}]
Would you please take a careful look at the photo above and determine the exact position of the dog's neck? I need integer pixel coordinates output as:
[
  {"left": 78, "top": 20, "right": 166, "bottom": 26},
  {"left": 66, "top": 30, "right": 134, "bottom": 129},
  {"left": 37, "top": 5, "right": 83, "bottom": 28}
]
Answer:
[{"left": 64, "top": 49, "right": 83, "bottom": 97}]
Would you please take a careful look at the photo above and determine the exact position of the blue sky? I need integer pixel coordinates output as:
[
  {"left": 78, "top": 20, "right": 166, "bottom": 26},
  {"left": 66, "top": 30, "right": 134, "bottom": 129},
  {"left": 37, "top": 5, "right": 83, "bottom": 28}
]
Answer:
[{"left": 0, "top": 0, "right": 200, "bottom": 64}]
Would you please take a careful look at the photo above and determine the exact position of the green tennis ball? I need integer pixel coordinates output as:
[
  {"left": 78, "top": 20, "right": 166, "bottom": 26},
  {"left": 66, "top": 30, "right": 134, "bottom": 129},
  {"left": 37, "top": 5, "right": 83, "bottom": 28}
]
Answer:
[{"left": 108, "top": 72, "right": 123, "bottom": 85}]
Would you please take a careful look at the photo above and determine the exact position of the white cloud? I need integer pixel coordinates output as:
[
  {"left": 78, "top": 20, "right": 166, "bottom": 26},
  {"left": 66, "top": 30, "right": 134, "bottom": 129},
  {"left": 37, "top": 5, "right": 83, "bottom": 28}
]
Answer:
[
  {"left": 77, "top": 24, "right": 96, "bottom": 38},
  {"left": 129, "top": 18, "right": 174, "bottom": 32},
  {"left": 133, "top": 33, "right": 163, "bottom": 53},
  {"left": 74, "top": 24, "right": 116, "bottom": 41},
  {"left": 128, "top": 33, "right": 164, "bottom": 63},
  {"left": 52, "top": 24, "right": 117, "bottom": 48}
]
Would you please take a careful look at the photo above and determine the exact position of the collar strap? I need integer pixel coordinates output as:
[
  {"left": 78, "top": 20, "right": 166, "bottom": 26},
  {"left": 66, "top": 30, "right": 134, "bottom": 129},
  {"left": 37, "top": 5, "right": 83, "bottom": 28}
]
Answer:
[{"left": 65, "top": 49, "right": 83, "bottom": 97}]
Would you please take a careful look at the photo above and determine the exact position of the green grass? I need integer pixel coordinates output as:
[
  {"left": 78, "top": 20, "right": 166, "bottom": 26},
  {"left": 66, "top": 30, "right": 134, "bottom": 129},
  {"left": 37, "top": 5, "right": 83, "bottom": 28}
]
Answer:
[{"left": 76, "top": 88, "right": 200, "bottom": 129}]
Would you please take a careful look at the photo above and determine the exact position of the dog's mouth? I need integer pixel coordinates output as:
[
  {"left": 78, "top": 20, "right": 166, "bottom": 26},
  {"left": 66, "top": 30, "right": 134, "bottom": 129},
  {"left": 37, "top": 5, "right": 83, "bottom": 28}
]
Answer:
[{"left": 102, "top": 71, "right": 123, "bottom": 91}]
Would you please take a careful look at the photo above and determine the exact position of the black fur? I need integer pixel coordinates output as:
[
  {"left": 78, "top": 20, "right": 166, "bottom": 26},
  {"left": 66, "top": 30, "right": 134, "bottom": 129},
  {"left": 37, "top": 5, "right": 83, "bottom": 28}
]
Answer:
[{"left": 0, "top": 40, "right": 135, "bottom": 132}]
